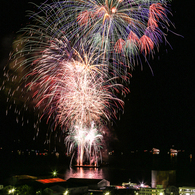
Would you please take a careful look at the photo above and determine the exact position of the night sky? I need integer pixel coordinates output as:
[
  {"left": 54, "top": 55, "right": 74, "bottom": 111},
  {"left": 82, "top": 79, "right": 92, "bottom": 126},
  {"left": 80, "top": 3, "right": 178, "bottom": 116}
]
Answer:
[{"left": 0, "top": 0, "right": 194, "bottom": 153}]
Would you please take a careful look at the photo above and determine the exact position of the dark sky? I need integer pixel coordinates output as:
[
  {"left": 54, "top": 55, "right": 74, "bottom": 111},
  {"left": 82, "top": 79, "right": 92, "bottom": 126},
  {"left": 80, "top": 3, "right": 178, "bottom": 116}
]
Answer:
[{"left": 0, "top": 0, "right": 194, "bottom": 153}]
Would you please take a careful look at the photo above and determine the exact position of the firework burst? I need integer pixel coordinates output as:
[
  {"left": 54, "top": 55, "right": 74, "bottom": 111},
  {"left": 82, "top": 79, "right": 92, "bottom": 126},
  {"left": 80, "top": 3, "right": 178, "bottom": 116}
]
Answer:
[
  {"left": 5, "top": 6, "right": 129, "bottom": 129},
  {"left": 37, "top": 0, "right": 173, "bottom": 71},
  {"left": 65, "top": 121, "right": 103, "bottom": 166},
  {"left": 2, "top": 0, "right": 173, "bottom": 166},
  {"left": 25, "top": 39, "right": 129, "bottom": 130}
]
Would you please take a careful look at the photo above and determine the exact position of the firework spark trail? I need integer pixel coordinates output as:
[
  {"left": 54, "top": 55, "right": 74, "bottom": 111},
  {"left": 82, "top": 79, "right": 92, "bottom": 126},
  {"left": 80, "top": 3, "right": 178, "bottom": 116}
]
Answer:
[
  {"left": 25, "top": 36, "right": 129, "bottom": 130},
  {"left": 65, "top": 121, "right": 103, "bottom": 166},
  {"left": 38, "top": 0, "right": 173, "bottom": 72}
]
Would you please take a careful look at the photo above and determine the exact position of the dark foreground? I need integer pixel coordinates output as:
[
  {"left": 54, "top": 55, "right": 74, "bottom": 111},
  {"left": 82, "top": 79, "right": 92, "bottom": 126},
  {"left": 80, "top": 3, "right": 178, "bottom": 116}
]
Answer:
[{"left": 1, "top": 150, "right": 195, "bottom": 187}]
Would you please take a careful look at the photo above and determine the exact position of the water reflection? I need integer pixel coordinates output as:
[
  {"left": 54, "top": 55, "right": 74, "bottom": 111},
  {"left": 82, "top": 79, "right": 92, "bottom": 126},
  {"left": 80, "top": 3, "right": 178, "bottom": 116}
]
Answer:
[{"left": 64, "top": 167, "right": 104, "bottom": 180}]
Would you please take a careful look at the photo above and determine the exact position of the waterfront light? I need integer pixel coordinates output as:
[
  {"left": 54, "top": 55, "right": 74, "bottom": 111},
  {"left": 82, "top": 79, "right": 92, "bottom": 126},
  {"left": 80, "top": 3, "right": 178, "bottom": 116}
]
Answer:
[
  {"left": 140, "top": 182, "right": 145, "bottom": 188},
  {"left": 63, "top": 190, "right": 68, "bottom": 195},
  {"left": 52, "top": 170, "right": 57, "bottom": 177},
  {"left": 8, "top": 188, "right": 15, "bottom": 194}
]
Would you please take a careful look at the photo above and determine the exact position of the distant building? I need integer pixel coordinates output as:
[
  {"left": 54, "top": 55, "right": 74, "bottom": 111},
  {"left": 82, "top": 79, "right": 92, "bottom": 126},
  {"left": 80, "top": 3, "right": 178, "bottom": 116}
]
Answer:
[
  {"left": 122, "top": 182, "right": 138, "bottom": 188},
  {"left": 12, "top": 175, "right": 110, "bottom": 194},
  {"left": 151, "top": 170, "right": 176, "bottom": 188},
  {"left": 48, "top": 185, "right": 67, "bottom": 195},
  {"left": 170, "top": 149, "right": 178, "bottom": 156},
  {"left": 139, "top": 185, "right": 164, "bottom": 195},
  {"left": 152, "top": 148, "right": 160, "bottom": 155},
  {"left": 179, "top": 187, "right": 195, "bottom": 195},
  {"left": 106, "top": 187, "right": 138, "bottom": 195},
  {"left": 165, "top": 186, "right": 179, "bottom": 195},
  {"left": 66, "top": 178, "right": 110, "bottom": 190}
]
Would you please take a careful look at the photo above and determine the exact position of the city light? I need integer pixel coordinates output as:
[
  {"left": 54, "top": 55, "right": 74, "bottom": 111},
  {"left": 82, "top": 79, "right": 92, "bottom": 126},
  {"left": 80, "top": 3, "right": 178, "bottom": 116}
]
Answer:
[
  {"left": 8, "top": 188, "right": 15, "bottom": 194},
  {"left": 63, "top": 190, "right": 69, "bottom": 195},
  {"left": 52, "top": 170, "right": 58, "bottom": 177}
]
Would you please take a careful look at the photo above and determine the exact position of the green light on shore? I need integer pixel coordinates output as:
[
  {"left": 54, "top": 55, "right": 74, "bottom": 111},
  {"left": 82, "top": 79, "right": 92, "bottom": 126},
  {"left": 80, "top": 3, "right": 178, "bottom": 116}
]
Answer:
[{"left": 52, "top": 170, "right": 57, "bottom": 177}]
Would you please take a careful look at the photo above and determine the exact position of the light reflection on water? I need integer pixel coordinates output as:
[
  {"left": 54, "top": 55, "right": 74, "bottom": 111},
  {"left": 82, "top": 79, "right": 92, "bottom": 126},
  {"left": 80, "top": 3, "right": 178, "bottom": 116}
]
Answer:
[
  {"left": 63, "top": 167, "right": 141, "bottom": 185},
  {"left": 64, "top": 167, "right": 104, "bottom": 180}
]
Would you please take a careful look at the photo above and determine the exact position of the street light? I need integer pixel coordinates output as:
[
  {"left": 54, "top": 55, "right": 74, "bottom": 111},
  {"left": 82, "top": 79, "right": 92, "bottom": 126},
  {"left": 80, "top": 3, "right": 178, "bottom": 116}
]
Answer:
[
  {"left": 8, "top": 188, "right": 15, "bottom": 194},
  {"left": 52, "top": 170, "right": 58, "bottom": 177},
  {"left": 64, "top": 190, "right": 68, "bottom": 195}
]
